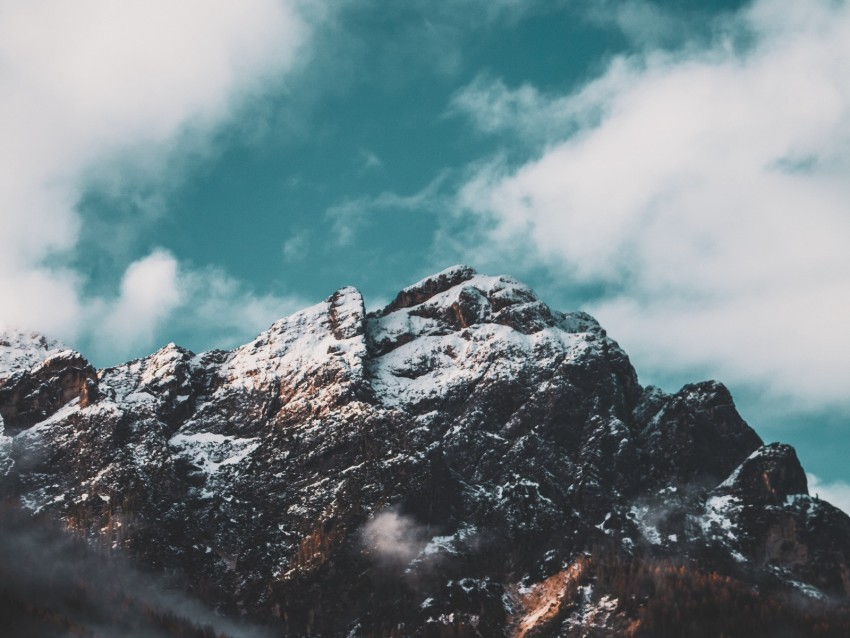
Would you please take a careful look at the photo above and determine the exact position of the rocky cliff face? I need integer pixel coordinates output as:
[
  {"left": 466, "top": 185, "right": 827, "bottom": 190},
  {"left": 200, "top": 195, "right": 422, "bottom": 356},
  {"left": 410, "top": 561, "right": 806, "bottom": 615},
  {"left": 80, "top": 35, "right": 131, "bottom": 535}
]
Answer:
[{"left": 1, "top": 266, "right": 848, "bottom": 636}]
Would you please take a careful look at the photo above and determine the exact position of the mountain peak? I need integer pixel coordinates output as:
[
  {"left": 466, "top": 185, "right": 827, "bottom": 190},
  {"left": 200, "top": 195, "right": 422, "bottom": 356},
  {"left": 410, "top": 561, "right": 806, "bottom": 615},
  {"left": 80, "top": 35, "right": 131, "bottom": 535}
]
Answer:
[
  {"left": 0, "top": 330, "right": 95, "bottom": 435},
  {"left": 718, "top": 442, "right": 809, "bottom": 504},
  {"left": 327, "top": 286, "right": 366, "bottom": 341},
  {"left": 384, "top": 264, "right": 478, "bottom": 313},
  {"left": 0, "top": 329, "right": 70, "bottom": 380}
]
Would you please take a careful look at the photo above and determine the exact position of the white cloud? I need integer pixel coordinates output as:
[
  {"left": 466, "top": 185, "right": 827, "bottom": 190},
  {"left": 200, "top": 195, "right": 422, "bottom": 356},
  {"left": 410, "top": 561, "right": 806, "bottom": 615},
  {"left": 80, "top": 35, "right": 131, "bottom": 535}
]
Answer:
[
  {"left": 101, "top": 250, "right": 181, "bottom": 357},
  {"left": 807, "top": 474, "right": 850, "bottom": 517},
  {"left": 90, "top": 249, "right": 307, "bottom": 363},
  {"left": 362, "top": 509, "right": 426, "bottom": 563},
  {"left": 449, "top": 75, "right": 578, "bottom": 143},
  {"left": 0, "top": 0, "right": 317, "bottom": 354},
  {"left": 451, "top": 0, "right": 850, "bottom": 408}
]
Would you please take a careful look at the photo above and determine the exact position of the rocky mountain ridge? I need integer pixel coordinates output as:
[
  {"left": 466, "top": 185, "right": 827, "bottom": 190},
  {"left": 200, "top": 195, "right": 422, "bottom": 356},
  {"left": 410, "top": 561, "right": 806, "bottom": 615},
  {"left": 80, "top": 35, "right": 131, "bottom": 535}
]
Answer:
[{"left": 1, "top": 265, "right": 848, "bottom": 636}]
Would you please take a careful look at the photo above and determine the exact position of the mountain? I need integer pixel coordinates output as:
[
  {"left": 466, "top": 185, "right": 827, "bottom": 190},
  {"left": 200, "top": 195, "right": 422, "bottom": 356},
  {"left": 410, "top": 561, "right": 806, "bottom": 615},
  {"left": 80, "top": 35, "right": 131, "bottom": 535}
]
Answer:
[{"left": 1, "top": 265, "right": 849, "bottom": 636}]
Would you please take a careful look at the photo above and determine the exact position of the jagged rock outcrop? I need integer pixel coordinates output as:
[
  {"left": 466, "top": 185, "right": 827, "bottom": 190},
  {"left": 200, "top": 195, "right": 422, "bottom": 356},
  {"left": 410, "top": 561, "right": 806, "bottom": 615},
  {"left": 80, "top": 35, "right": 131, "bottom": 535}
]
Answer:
[
  {"left": 717, "top": 443, "right": 808, "bottom": 505},
  {"left": 1, "top": 266, "right": 848, "bottom": 636},
  {"left": 0, "top": 331, "right": 98, "bottom": 435}
]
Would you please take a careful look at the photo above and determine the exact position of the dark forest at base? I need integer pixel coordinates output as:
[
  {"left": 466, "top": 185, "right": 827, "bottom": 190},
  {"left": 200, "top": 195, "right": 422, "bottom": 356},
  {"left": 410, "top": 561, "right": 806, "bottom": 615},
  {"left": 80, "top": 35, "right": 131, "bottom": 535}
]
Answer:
[
  {"left": 3, "top": 501, "right": 850, "bottom": 638},
  {"left": 0, "top": 501, "right": 266, "bottom": 638}
]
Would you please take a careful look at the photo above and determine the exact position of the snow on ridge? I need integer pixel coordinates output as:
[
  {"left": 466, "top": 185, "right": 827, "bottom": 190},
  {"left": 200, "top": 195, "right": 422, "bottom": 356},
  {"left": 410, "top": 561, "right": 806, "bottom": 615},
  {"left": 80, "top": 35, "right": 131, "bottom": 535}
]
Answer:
[
  {"left": 415, "top": 273, "right": 538, "bottom": 311},
  {"left": 698, "top": 494, "right": 742, "bottom": 547},
  {"left": 169, "top": 431, "right": 260, "bottom": 475},
  {"left": 95, "top": 342, "right": 197, "bottom": 406},
  {"left": 365, "top": 271, "right": 608, "bottom": 409},
  {"left": 1, "top": 272, "right": 603, "bottom": 431},
  {"left": 370, "top": 321, "right": 590, "bottom": 408},
  {"left": 418, "top": 525, "right": 478, "bottom": 558},
  {"left": 222, "top": 288, "right": 368, "bottom": 391},
  {"left": 139, "top": 343, "right": 193, "bottom": 387},
  {"left": 716, "top": 447, "right": 766, "bottom": 490},
  {"left": 328, "top": 286, "right": 367, "bottom": 339},
  {"left": 0, "top": 329, "right": 71, "bottom": 379},
  {"left": 387, "top": 267, "right": 544, "bottom": 317},
  {"left": 0, "top": 413, "right": 11, "bottom": 474},
  {"left": 400, "top": 264, "right": 477, "bottom": 294},
  {"left": 369, "top": 273, "right": 544, "bottom": 343},
  {"left": 629, "top": 504, "right": 664, "bottom": 545}
]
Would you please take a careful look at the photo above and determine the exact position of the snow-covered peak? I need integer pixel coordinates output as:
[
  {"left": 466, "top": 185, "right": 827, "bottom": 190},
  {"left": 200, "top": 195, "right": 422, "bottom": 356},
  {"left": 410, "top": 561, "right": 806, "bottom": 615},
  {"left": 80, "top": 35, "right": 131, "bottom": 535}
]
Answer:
[
  {"left": 380, "top": 266, "right": 576, "bottom": 328},
  {"left": 417, "top": 273, "right": 539, "bottom": 311},
  {"left": 138, "top": 343, "right": 195, "bottom": 387},
  {"left": 221, "top": 287, "right": 368, "bottom": 393},
  {"left": 327, "top": 286, "right": 367, "bottom": 340},
  {"left": 264, "top": 286, "right": 365, "bottom": 337},
  {"left": 369, "top": 269, "right": 601, "bottom": 357},
  {"left": 365, "top": 270, "right": 613, "bottom": 410},
  {"left": 0, "top": 329, "right": 72, "bottom": 380},
  {"left": 400, "top": 264, "right": 477, "bottom": 294},
  {"left": 383, "top": 265, "right": 479, "bottom": 313}
]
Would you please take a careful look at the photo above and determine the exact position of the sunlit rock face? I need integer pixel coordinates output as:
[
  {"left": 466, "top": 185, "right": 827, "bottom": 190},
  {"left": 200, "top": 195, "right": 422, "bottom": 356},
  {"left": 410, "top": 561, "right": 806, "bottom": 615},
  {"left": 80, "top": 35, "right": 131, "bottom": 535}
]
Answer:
[
  {"left": 0, "top": 331, "right": 98, "bottom": 435},
  {"left": 2, "top": 266, "right": 849, "bottom": 636}
]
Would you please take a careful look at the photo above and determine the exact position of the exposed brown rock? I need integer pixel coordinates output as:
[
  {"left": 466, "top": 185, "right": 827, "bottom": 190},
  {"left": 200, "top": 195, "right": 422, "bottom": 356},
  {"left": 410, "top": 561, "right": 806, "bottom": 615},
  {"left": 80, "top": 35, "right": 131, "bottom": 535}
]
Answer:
[{"left": 0, "top": 352, "right": 97, "bottom": 435}]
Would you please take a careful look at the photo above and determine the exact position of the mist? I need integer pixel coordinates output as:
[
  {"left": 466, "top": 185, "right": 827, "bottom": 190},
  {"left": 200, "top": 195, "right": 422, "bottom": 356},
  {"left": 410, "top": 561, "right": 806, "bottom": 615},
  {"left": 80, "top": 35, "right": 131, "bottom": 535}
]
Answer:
[
  {"left": 0, "top": 501, "right": 274, "bottom": 638},
  {"left": 361, "top": 508, "right": 428, "bottom": 564}
]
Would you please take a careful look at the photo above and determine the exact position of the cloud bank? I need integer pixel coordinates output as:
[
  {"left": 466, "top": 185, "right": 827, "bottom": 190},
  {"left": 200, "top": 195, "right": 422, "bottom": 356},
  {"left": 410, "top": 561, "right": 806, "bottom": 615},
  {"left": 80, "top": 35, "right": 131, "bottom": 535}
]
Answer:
[
  {"left": 450, "top": 0, "right": 850, "bottom": 408},
  {"left": 0, "top": 0, "right": 316, "bottom": 362}
]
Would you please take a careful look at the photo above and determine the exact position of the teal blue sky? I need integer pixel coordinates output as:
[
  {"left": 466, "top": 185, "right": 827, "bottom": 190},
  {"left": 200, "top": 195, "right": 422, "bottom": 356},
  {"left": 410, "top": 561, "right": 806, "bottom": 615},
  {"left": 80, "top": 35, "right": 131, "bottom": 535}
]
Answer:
[{"left": 2, "top": 1, "right": 849, "bottom": 501}]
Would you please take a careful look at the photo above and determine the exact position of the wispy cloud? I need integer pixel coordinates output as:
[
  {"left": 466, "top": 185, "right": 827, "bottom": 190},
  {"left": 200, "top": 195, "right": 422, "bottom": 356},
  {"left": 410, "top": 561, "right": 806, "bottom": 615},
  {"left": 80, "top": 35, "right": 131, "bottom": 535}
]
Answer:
[
  {"left": 449, "top": 75, "right": 581, "bottom": 145},
  {"left": 0, "top": 0, "right": 319, "bottom": 360},
  {"left": 449, "top": 0, "right": 850, "bottom": 409},
  {"left": 282, "top": 231, "right": 311, "bottom": 263},
  {"left": 581, "top": 0, "right": 726, "bottom": 48},
  {"left": 359, "top": 149, "right": 384, "bottom": 173},
  {"left": 326, "top": 173, "right": 449, "bottom": 245}
]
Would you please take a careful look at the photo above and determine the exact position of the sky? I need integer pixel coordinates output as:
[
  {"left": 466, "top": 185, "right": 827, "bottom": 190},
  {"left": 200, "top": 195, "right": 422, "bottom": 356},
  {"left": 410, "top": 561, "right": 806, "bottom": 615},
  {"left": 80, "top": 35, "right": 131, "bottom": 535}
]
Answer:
[{"left": 1, "top": 0, "right": 849, "bottom": 506}]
